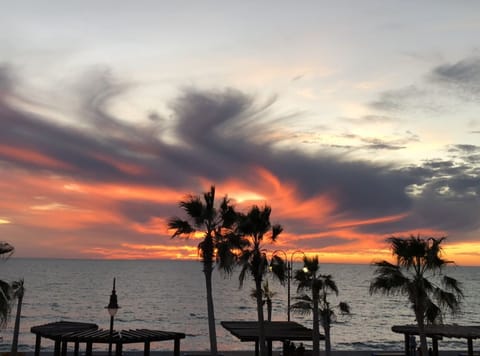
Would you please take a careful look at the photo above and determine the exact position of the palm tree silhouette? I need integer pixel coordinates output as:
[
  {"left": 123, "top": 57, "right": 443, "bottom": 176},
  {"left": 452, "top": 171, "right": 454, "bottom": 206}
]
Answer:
[
  {"left": 250, "top": 280, "right": 277, "bottom": 322},
  {"left": 168, "top": 186, "right": 239, "bottom": 356},
  {"left": 292, "top": 255, "right": 350, "bottom": 356},
  {"left": 369, "top": 235, "right": 463, "bottom": 356},
  {"left": 11, "top": 279, "right": 24, "bottom": 355},
  {"left": 0, "top": 242, "right": 14, "bottom": 328},
  {"left": 237, "top": 205, "right": 285, "bottom": 356}
]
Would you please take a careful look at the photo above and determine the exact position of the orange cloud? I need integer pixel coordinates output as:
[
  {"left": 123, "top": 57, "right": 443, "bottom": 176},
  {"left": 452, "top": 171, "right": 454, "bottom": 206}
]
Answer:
[
  {"left": 0, "top": 144, "right": 71, "bottom": 169},
  {"left": 1, "top": 162, "right": 478, "bottom": 266},
  {"left": 329, "top": 212, "right": 409, "bottom": 229}
]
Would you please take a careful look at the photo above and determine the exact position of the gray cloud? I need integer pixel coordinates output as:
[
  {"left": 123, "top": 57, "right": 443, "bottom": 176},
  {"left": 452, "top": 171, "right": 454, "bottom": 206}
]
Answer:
[
  {"left": 430, "top": 56, "right": 480, "bottom": 99},
  {"left": 341, "top": 114, "right": 400, "bottom": 125},
  {"left": 370, "top": 56, "right": 480, "bottom": 113},
  {"left": 369, "top": 85, "right": 433, "bottom": 112},
  {"left": 1, "top": 65, "right": 479, "bottom": 245}
]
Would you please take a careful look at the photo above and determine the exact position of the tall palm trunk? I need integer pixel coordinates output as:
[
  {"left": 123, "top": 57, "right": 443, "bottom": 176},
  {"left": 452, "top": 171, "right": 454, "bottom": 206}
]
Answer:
[
  {"left": 255, "top": 278, "right": 267, "bottom": 356},
  {"left": 324, "top": 324, "right": 332, "bottom": 356},
  {"left": 11, "top": 292, "right": 23, "bottom": 355},
  {"left": 415, "top": 309, "right": 428, "bottom": 356},
  {"left": 312, "top": 293, "right": 320, "bottom": 356},
  {"left": 204, "top": 263, "right": 218, "bottom": 356},
  {"left": 266, "top": 299, "right": 272, "bottom": 322}
]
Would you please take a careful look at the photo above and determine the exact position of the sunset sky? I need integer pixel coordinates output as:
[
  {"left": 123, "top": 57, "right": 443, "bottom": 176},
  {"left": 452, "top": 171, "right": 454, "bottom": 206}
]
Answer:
[{"left": 1, "top": 2, "right": 479, "bottom": 265}]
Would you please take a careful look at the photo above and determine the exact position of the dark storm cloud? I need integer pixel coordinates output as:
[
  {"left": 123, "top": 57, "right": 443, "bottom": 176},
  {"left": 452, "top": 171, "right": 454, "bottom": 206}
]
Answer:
[{"left": 1, "top": 65, "right": 479, "bottom": 243}]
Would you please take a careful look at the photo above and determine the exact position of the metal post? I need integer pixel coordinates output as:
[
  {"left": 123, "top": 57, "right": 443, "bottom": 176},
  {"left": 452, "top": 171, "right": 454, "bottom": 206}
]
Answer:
[
  {"left": 109, "top": 315, "right": 114, "bottom": 356},
  {"left": 106, "top": 278, "right": 119, "bottom": 356},
  {"left": 287, "top": 260, "right": 291, "bottom": 322}
]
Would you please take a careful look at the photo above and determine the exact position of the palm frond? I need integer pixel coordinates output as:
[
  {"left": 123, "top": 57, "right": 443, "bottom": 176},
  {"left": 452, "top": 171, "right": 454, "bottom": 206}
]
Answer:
[
  {"left": 291, "top": 301, "right": 313, "bottom": 315},
  {"left": 433, "top": 287, "right": 461, "bottom": 314},
  {"left": 0, "top": 242, "right": 14, "bottom": 257},
  {"left": 270, "top": 224, "right": 283, "bottom": 242},
  {"left": 338, "top": 302, "right": 351, "bottom": 315},
  {"left": 424, "top": 298, "right": 442, "bottom": 324},
  {"left": 0, "top": 280, "right": 11, "bottom": 327},
  {"left": 323, "top": 275, "right": 339, "bottom": 296},
  {"left": 442, "top": 275, "right": 464, "bottom": 297},
  {"left": 179, "top": 196, "right": 205, "bottom": 226},
  {"left": 168, "top": 218, "right": 195, "bottom": 237},
  {"left": 370, "top": 261, "right": 409, "bottom": 295},
  {"left": 270, "top": 255, "right": 287, "bottom": 284}
]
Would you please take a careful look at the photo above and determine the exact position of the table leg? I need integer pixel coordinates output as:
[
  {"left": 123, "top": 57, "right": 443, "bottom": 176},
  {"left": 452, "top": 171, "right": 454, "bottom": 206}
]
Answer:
[
  {"left": 86, "top": 342, "right": 92, "bottom": 356},
  {"left": 174, "top": 338, "right": 180, "bottom": 356},
  {"left": 34, "top": 334, "right": 41, "bottom": 356},
  {"left": 144, "top": 341, "right": 150, "bottom": 356},
  {"left": 54, "top": 340, "right": 61, "bottom": 356},
  {"left": 283, "top": 341, "right": 289, "bottom": 356},
  {"left": 255, "top": 341, "right": 259, "bottom": 356},
  {"left": 404, "top": 334, "right": 410, "bottom": 356},
  {"left": 432, "top": 337, "right": 439, "bottom": 356},
  {"left": 468, "top": 338, "right": 473, "bottom": 356},
  {"left": 61, "top": 341, "right": 68, "bottom": 356},
  {"left": 116, "top": 343, "right": 123, "bottom": 356},
  {"left": 268, "top": 340, "right": 272, "bottom": 356},
  {"left": 74, "top": 342, "right": 79, "bottom": 356}
]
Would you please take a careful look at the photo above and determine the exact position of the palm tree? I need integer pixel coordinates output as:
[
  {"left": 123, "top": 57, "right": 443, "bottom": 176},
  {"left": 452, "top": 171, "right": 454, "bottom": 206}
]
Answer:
[
  {"left": 168, "top": 186, "right": 240, "bottom": 356},
  {"left": 11, "top": 279, "right": 24, "bottom": 356},
  {"left": 237, "top": 205, "right": 285, "bottom": 356},
  {"left": 250, "top": 279, "right": 277, "bottom": 321},
  {"left": 292, "top": 255, "right": 350, "bottom": 356},
  {"left": 0, "top": 242, "right": 14, "bottom": 328},
  {"left": 369, "top": 235, "right": 463, "bottom": 356}
]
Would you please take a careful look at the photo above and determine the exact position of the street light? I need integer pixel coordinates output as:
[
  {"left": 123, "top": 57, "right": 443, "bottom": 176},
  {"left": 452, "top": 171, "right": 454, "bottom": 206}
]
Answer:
[
  {"left": 106, "top": 278, "right": 120, "bottom": 356},
  {"left": 271, "top": 250, "right": 305, "bottom": 322}
]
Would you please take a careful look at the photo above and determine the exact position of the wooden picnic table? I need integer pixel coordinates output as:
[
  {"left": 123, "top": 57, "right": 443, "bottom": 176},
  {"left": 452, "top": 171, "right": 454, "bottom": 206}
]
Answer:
[
  {"left": 31, "top": 321, "right": 186, "bottom": 356},
  {"left": 222, "top": 321, "right": 318, "bottom": 356},
  {"left": 392, "top": 324, "right": 480, "bottom": 356},
  {"left": 31, "top": 321, "right": 98, "bottom": 356}
]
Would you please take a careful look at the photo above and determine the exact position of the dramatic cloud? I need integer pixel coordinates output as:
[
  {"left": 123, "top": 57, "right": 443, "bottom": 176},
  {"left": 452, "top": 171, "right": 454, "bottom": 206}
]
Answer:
[{"left": 1, "top": 65, "right": 479, "bottom": 262}]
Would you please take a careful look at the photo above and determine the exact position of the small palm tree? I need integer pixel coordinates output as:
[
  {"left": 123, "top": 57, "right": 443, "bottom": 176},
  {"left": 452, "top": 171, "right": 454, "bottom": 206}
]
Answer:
[
  {"left": 369, "top": 235, "right": 463, "bottom": 356},
  {"left": 250, "top": 280, "right": 277, "bottom": 321},
  {"left": 237, "top": 205, "right": 285, "bottom": 356},
  {"left": 168, "top": 186, "right": 240, "bottom": 356},
  {"left": 11, "top": 279, "right": 24, "bottom": 356},
  {"left": 292, "top": 255, "right": 350, "bottom": 356},
  {"left": 0, "top": 242, "right": 14, "bottom": 328}
]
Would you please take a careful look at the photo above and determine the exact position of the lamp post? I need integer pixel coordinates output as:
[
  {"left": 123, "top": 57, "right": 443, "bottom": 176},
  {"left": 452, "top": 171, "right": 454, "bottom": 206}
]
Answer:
[
  {"left": 272, "top": 250, "right": 305, "bottom": 322},
  {"left": 106, "top": 278, "right": 120, "bottom": 356}
]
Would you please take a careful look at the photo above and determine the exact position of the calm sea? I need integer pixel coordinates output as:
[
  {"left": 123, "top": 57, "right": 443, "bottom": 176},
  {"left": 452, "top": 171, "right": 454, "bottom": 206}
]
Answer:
[{"left": 0, "top": 259, "right": 478, "bottom": 352}]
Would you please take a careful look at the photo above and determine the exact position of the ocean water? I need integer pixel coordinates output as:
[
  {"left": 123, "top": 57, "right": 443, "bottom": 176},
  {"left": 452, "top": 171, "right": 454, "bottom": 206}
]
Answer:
[{"left": 0, "top": 259, "right": 478, "bottom": 353}]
